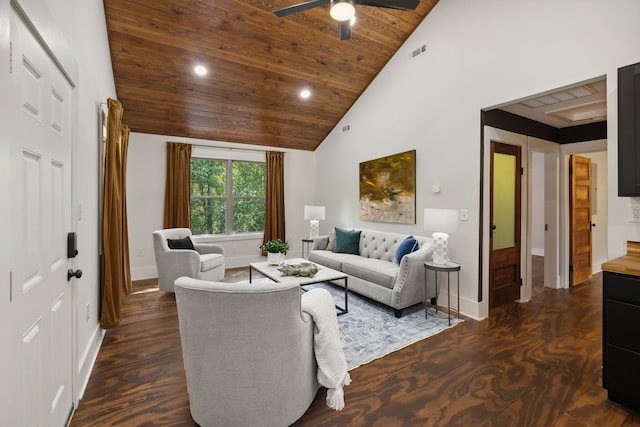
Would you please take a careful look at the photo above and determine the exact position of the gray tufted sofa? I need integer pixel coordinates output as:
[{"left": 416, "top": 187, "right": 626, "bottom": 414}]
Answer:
[{"left": 308, "top": 229, "right": 435, "bottom": 318}]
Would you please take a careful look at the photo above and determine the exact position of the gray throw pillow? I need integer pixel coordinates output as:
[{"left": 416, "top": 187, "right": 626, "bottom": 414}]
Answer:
[{"left": 326, "top": 228, "right": 336, "bottom": 251}]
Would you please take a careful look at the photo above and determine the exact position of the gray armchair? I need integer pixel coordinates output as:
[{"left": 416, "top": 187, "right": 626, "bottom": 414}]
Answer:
[
  {"left": 152, "top": 228, "right": 225, "bottom": 292},
  {"left": 174, "top": 277, "right": 319, "bottom": 427}
]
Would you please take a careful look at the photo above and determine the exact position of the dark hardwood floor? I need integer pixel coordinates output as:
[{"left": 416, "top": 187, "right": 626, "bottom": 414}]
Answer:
[{"left": 70, "top": 263, "right": 640, "bottom": 426}]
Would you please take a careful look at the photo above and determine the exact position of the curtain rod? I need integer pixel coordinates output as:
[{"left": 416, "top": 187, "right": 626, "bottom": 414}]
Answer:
[{"left": 189, "top": 143, "right": 283, "bottom": 154}]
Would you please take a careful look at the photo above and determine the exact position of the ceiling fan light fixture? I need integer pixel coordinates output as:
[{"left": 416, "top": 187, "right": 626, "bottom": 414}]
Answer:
[{"left": 330, "top": 0, "right": 355, "bottom": 21}]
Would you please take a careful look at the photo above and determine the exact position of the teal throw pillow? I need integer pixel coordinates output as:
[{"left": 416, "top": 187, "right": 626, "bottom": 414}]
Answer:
[
  {"left": 334, "top": 228, "right": 361, "bottom": 255},
  {"left": 395, "top": 236, "right": 419, "bottom": 263}
]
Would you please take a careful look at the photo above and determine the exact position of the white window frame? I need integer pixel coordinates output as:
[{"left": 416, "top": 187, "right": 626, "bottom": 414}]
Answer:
[{"left": 190, "top": 147, "right": 265, "bottom": 241}]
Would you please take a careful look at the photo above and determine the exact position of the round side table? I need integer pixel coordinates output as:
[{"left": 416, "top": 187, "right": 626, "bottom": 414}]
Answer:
[
  {"left": 301, "top": 238, "right": 314, "bottom": 260},
  {"left": 424, "top": 260, "right": 461, "bottom": 326}
]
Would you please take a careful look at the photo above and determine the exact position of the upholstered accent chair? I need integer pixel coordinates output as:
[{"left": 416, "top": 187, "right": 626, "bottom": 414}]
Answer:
[
  {"left": 174, "top": 277, "right": 319, "bottom": 427},
  {"left": 152, "top": 228, "right": 225, "bottom": 292}
]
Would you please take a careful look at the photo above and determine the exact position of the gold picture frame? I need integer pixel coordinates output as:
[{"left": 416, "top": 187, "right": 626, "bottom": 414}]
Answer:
[{"left": 359, "top": 150, "right": 416, "bottom": 224}]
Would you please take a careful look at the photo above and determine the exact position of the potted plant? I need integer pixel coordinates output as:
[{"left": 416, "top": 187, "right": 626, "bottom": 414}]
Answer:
[{"left": 261, "top": 239, "right": 289, "bottom": 265}]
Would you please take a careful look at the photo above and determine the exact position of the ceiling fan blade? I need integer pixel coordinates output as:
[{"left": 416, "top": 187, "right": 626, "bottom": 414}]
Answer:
[
  {"left": 273, "top": 0, "right": 331, "bottom": 17},
  {"left": 339, "top": 20, "right": 351, "bottom": 41},
  {"left": 356, "top": 0, "right": 420, "bottom": 11}
]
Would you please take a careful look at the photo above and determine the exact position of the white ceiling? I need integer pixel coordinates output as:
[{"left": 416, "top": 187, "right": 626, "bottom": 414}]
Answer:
[{"left": 496, "top": 76, "right": 607, "bottom": 128}]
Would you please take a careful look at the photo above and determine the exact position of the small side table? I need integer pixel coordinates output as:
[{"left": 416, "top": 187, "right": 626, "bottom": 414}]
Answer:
[
  {"left": 424, "top": 260, "right": 461, "bottom": 326},
  {"left": 301, "top": 238, "right": 314, "bottom": 260}
]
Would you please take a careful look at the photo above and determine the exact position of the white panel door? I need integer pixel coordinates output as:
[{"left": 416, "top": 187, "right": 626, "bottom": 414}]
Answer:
[{"left": 4, "top": 8, "right": 74, "bottom": 426}]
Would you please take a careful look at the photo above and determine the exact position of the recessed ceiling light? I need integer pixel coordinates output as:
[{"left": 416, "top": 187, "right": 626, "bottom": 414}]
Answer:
[
  {"left": 194, "top": 65, "right": 207, "bottom": 76},
  {"left": 300, "top": 89, "right": 311, "bottom": 99}
]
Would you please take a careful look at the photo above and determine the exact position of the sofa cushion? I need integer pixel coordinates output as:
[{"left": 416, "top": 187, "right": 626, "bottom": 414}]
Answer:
[
  {"left": 167, "top": 236, "right": 195, "bottom": 250},
  {"left": 334, "top": 228, "right": 361, "bottom": 255},
  {"left": 200, "top": 253, "right": 224, "bottom": 272},
  {"left": 341, "top": 258, "right": 397, "bottom": 289},
  {"left": 395, "top": 236, "right": 420, "bottom": 263},
  {"left": 308, "top": 250, "right": 350, "bottom": 271}
]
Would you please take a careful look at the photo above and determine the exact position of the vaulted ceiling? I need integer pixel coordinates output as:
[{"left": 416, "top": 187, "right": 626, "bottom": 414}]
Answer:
[{"left": 103, "top": 0, "right": 439, "bottom": 151}]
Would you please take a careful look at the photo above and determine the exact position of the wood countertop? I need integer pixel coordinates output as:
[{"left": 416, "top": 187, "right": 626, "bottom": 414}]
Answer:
[{"left": 601, "top": 241, "right": 640, "bottom": 277}]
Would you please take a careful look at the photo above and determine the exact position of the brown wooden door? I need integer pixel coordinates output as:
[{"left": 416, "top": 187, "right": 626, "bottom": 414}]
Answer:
[
  {"left": 490, "top": 141, "right": 522, "bottom": 309},
  {"left": 569, "top": 155, "right": 593, "bottom": 286}
]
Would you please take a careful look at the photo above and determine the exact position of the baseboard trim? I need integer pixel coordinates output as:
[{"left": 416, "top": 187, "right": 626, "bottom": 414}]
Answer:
[
  {"left": 76, "top": 326, "right": 105, "bottom": 401},
  {"left": 131, "top": 266, "right": 157, "bottom": 281},
  {"left": 437, "top": 292, "right": 484, "bottom": 321},
  {"left": 131, "top": 254, "right": 264, "bottom": 281}
]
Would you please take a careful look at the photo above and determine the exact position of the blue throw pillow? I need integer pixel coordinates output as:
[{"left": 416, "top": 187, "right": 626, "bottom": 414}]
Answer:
[
  {"left": 395, "top": 236, "right": 419, "bottom": 263},
  {"left": 334, "top": 228, "right": 361, "bottom": 255}
]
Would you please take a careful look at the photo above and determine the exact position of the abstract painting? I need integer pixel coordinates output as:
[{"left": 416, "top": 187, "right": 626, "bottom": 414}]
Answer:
[{"left": 359, "top": 150, "right": 416, "bottom": 224}]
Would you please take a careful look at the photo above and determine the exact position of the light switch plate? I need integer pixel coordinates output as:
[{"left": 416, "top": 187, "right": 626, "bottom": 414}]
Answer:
[{"left": 630, "top": 204, "right": 640, "bottom": 223}]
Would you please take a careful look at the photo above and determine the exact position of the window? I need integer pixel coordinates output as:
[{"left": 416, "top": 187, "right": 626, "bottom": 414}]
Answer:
[{"left": 190, "top": 158, "right": 266, "bottom": 235}]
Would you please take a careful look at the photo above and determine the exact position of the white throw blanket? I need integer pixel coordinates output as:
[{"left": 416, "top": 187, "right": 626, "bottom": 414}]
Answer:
[{"left": 301, "top": 288, "right": 351, "bottom": 410}]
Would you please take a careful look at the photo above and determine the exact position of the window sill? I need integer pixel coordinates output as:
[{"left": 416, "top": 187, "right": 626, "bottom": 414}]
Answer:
[{"left": 192, "top": 232, "right": 264, "bottom": 244}]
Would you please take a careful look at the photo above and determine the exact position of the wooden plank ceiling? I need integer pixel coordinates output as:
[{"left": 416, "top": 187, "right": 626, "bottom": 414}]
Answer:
[{"left": 104, "top": 0, "right": 439, "bottom": 151}]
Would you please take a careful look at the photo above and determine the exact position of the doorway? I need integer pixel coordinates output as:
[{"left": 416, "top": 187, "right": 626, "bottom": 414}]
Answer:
[
  {"left": 489, "top": 141, "right": 522, "bottom": 308},
  {"left": 0, "top": 3, "right": 79, "bottom": 426},
  {"left": 560, "top": 145, "right": 608, "bottom": 283},
  {"left": 569, "top": 154, "right": 593, "bottom": 286},
  {"left": 481, "top": 77, "right": 607, "bottom": 318}
]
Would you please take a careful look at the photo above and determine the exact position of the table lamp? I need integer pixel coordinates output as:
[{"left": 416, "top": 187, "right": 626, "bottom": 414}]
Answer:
[
  {"left": 304, "top": 205, "right": 325, "bottom": 238},
  {"left": 424, "top": 208, "right": 459, "bottom": 265}
]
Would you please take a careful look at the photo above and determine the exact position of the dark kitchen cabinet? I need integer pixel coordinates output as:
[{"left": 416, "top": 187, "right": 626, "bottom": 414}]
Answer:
[
  {"left": 618, "top": 62, "right": 640, "bottom": 196},
  {"left": 602, "top": 243, "right": 640, "bottom": 413}
]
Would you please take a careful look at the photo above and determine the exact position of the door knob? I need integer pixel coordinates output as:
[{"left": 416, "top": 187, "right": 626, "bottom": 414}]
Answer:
[{"left": 67, "top": 269, "right": 83, "bottom": 281}]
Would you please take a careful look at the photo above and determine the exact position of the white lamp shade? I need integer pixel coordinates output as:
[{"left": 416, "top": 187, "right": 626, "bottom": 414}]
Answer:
[
  {"left": 424, "top": 208, "right": 458, "bottom": 233},
  {"left": 304, "top": 205, "right": 325, "bottom": 220}
]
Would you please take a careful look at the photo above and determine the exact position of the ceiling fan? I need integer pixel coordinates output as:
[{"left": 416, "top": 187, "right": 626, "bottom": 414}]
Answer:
[{"left": 273, "top": 0, "right": 420, "bottom": 41}]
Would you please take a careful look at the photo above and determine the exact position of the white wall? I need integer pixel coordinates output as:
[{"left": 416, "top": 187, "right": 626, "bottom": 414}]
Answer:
[
  {"left": 43, "top": 0, "right": 117, "bottom": 399},
  {"left": 126, "top": 133, "right": 317, "bottom": 280},
  {"left": 314, "top": 0, "right": 640, "bottom": 319},
  {"left": 531, "top": 152, "right": 545, "bottom": 256}
]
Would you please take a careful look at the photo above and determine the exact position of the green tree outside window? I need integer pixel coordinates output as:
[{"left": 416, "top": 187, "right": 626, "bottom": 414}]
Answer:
[{"left": 190, "top": 158, "right": 265, "bottom": 235}]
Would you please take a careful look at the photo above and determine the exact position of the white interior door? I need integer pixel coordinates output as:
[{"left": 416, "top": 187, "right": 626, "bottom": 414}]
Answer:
[{"left": 4, "top": 8, "right": 74, "bottom": 426}]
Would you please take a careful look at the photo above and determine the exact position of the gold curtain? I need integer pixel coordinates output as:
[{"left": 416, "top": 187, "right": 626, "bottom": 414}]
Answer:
[
  {"left": 263, "top": 151, "right": 286, "bottom": 248},
  {"left": 100, "top": 98, "right": 132, "bottom": 329},
  {"left": 163, "top": 142, "right": 192, "bottom": 228}
]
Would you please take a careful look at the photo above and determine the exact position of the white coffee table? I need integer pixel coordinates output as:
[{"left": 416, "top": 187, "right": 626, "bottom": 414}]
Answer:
[{"left": 249, "top": 258, "right": 348, "bottom": 315}]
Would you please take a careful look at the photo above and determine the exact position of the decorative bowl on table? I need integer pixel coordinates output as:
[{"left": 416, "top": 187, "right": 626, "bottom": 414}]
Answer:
[{"left": 277, "top": 262, "right": 319, "bottom": 277}]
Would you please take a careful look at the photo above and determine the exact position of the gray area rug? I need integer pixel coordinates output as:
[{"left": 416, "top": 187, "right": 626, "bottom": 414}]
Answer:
[{"left": 304, "top": 282, "right": 463, "bottom": 371}]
